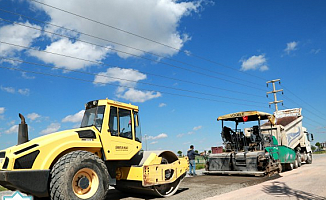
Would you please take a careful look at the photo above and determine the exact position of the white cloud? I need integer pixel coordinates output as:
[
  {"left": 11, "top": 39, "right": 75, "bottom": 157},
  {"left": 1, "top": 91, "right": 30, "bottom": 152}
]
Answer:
[
  {"left": 178, "top": 125, "right": 202, "bottom": 137},
  {"left": 22, "top": 72, "right": 36, "bottom": 80},
  {"left": 259, "top": 65, "right": 269, "bottom": 72},
  {"left": 159, "top": 103, "right": 167, "bottom": 107},
  {"left": 184, "top": 50, "right": 192, "bottom": 56},
  {"left": 5, "top": 125, "right": 18, "bottom": 134},
  {"left": 148, "top": 133, "right": 168, "bottom": 140},
  {"left": 94, "top": 67, "right": 161, "bottom": 102},
  {"left": 240, "top": 55, "right": 269, "bottom": 71},
  {"left": 284, "top": 41, "right": 298, "bottom": 54},
  {"left": 7, "top": 120, "right": 15, "bottom": 126},
  {"left": 27, "top": 113, "right": 41, "bottom": 121},
  {"left": 1, "top": 86, "right": 30, "bottom": 95},
  {"left": 0, "top": 107, "right": 6, "bottom": 120},
  {"left": 177, "top": 133, "right": 185, "bottom": 138},
  {"left": 1, "top": 86, "right": 15, "bottom": 94},
  {"left": 0, "top": 107, "right": 5, "bottom": 114},
  {"left": 31, "top": 0, "right": 202, "bottom": 58},
  {"left": 62, "top": 110, "right": 85, "bottom": 123},
  {"left": 310, "top": 49, "right": 321, "bottom": 54},
  {"left": 40, "top": 123, "right": 61, "bottom": 135},
  {"left": 117, "top": 88, "right": 161, "bottom": 103},
  {"left": 0, "top": 21, "right": 41, "bottom": 60},
  {"left": 150, "top": 141, "right": 158, "bottom": 145},
  {"left": 193, "top": 125, "right": 202, "bottom": 131},
  {"left": 94, "top": 67, "right": 146, "bottom": 87},
  {"left": 18, "top": 88, "right": 30, "bottom": 96},
  {"left": 30, "top": 38, "right": 109, "bottom": 70}
]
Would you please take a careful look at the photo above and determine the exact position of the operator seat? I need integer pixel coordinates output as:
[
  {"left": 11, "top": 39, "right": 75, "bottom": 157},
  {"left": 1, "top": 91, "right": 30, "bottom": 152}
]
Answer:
[{"left": 222, "top": 126, "right": 233, "bottom": 143}]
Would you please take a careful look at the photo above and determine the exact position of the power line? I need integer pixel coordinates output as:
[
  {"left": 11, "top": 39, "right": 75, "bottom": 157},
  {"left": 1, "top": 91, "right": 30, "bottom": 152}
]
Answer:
[
  {"left": 2, "top": 3, "right": 323, "bottom": 123},
  {"left": 0, "top": 57, "right": 266, "bottom": 105},
  {"left": 27, "top": 0, "right": 267, "bottom": 81},
  {"left": 282, "top": 95, "right": 326, "bottom": 122},
  {"left": 26, "top": 0, "right": 325, "bottom": 122},
  {"left": 282, "top": 85, "right": 324, "bottom": 117},
  {"left": 0, "top": 40, "right": 265, "bottom": 98},
  {"left": 0, "top": 17, "right": 266, "bottom": 92},
  {"left": 281, "top": 104, "right": 324, "bottom": 127},
  {"left": 1, "top": 24, "right": 322, "bottom": 126},
  {"left": 0, "top": 8, "right": 262, "bottom": 87},
  {"left": 28, "top": 0, "right": 180, "bottom": 50},
  {"left": 0, "top": 65, "right": 267, "bottom": 108}
]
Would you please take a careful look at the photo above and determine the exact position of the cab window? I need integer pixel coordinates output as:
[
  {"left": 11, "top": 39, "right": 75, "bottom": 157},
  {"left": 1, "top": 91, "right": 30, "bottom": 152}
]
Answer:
[
  {"left": 119, "top": 108, "right": 132, "bottom": 139},
  {"left": 108, "top": 106, "right": 132, "bottom": 139},
  {"left": 81, "top": 106, "right": 105, "bottom": 131},
  {"left": 109, "top": 106, "right": 118, "bottom": 136},
  {"left": 134, "top": 112, "right": 142, "bottom": 143}
]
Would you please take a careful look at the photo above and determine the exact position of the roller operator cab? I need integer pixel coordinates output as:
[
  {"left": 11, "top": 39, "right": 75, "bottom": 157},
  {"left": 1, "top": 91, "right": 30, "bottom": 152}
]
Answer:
[{"left": 0, "top": 99, "right": 188, "bottom": 199}]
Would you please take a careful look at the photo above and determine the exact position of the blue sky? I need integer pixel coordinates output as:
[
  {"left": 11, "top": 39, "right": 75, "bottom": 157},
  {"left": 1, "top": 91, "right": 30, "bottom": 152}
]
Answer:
[{"left": 0, "top": 0, "right": 325, "bottom": 154}]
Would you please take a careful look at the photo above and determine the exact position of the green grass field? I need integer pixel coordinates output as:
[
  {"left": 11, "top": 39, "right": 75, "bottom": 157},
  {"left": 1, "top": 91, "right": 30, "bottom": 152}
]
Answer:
[
  {"left": 313, "top": 150, "right": 326, "bottom": 154},
  {"left": 195, "top": 163, "right": 205, "bottom": 170},
  {"left": 178, "top": 155, "right": 206, "bottom": 170}
]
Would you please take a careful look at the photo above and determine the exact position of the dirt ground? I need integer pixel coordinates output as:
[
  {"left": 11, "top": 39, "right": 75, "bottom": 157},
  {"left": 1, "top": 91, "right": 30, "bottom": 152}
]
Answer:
[
  {"left": 101, "top": 173, "right": 281, "bottom": 200},
  {"left": 1, "top": 155, "right": 324, "bottom": 200},
  {"left": 0, "top": 170, "right": 280, "bottom": 200}
]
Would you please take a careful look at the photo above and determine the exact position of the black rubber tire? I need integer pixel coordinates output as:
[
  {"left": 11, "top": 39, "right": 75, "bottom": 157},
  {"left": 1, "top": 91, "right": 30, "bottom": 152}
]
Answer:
[
  {"left": 297, "top": 155, "right": 302, "bottom": 167},
  {"left": 278, "top": 163, "right": 282, "bottom": 173},
  {"left": 281, "top": 164, "right": 285, "bottom": 171},
  {"left": 152, "top": 156, "right": 182, "bottom": 197},
  {"left": 285, "top": 163, "right": 293, "bottom": 171},
  {"left": 306, "top": 153, "right": 312, "bottom": 164},
  {"left": 115, "top": 153, "right": 182, "bottom": 197},
  {"left": 50, "top": 150, "right": 109, "bottom": 200},
  {"left": 293, "top": 159, "right": 298, "bottom": 169}
]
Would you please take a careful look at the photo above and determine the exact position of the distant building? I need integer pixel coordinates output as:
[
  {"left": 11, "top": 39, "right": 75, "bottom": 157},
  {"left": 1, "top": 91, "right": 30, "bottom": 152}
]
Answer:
[{"left": 321, "top": 142, "right": 326, "bottom": 150}]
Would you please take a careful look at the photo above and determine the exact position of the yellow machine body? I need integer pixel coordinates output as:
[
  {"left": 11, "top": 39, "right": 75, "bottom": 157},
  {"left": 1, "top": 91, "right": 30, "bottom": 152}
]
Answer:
[
  {"left": 117, "top": 151, "right": 188, "bottom": 185},
  {"left": 0, "top": 99, "right": 188, "bottom": 198}
]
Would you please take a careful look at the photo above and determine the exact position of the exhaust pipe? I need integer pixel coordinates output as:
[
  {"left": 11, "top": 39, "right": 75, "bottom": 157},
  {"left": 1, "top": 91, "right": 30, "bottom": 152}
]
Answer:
[{"left": 18, "top": 113, "right": 29, "bottom": 145}]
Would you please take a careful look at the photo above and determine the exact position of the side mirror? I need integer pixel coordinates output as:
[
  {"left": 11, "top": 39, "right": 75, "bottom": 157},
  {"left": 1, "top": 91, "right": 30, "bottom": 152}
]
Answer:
[{"left": 311, "top": 133, "right": 314, "bottom": 141}]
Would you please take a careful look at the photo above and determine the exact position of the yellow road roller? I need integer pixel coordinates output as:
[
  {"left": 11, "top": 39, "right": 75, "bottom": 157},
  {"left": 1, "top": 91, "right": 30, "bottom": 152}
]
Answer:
[{"left": 0, "top": 99, "right": 188, "bottom": 199}]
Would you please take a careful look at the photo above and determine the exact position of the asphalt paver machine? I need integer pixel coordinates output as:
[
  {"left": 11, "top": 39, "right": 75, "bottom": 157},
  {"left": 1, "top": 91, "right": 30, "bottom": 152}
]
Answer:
[{"left": 204, "top": 111, "right": 296, "bottom": 176}]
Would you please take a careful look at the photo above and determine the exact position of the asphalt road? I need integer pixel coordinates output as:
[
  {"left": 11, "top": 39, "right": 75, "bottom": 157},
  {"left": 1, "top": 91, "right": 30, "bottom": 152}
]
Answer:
[
  {"left": 106, "top": 155, "right": 326, "bottom": 200},
  {"left": 103, "top": 171, "right": 279, "bottom": 200},
  {"left": 0, "top": 154, "right": 325, "bottom": 200},
  {"left": 204, "top": 154, "right": 326, "bottom": 200}
]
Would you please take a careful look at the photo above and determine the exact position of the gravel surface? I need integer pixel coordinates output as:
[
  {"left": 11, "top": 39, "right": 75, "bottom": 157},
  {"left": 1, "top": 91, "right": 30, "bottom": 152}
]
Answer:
[
  {"left": 0, "top": 169, "right": 279, "bottom": 200},
  {"left": 1, "top": 155, "right": 324, "bottom": 200}
]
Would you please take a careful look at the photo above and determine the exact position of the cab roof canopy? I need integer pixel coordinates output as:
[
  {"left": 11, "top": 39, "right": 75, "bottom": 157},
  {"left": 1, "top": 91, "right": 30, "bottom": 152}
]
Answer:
[
  {"left": 217, "top": 111, "right": 272, "bottom": 122},
  {"left": 86, "top": 99, "right": 139, "bottom": 111}
]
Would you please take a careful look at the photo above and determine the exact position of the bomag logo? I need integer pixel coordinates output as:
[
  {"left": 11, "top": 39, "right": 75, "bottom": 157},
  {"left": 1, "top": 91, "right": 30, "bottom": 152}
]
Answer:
[{"left": 115, "top": 146, "right": 128, "bottom": 151}]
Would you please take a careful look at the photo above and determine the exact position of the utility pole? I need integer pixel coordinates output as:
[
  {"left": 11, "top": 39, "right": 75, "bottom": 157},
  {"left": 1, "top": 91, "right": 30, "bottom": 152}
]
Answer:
[
  {"left": 144, "top": 134, "right": 148, "bottom": 151},
  {"left": 266, "top": 79, "right": 283, "bottom": 111}
]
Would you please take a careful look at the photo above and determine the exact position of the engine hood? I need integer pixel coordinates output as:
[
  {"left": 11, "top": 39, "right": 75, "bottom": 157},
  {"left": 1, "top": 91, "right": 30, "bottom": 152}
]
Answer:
[{"left": 0, "top": 126, "right": 102, "bottom": 170}]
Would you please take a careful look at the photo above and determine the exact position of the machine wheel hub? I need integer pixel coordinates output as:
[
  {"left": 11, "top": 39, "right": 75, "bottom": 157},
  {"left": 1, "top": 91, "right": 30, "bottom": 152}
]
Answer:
[
  {"left": 72, "top": 168, "right": 99, "bottom": 199},
  {"left": 78, "top": 177, "right": 90, "bottom": 189}
]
